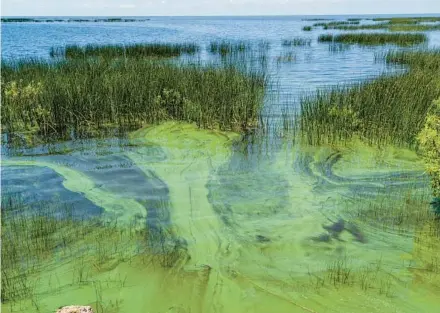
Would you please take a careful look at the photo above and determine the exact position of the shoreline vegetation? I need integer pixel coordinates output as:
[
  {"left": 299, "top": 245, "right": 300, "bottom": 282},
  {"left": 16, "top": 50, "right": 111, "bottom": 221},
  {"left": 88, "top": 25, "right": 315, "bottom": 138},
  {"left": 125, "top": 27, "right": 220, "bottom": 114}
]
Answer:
[
  {"left": 296, "top": 49, "right": 440, "bottom": 147},
  {"left": 1, "top": 43, "right": 266, "bottom": 141}
]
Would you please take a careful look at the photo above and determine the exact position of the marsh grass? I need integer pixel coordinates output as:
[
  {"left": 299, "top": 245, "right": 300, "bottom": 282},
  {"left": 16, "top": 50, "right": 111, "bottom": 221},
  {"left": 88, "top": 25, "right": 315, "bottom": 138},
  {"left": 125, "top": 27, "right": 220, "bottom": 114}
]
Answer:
[
  {"left": 0, "top": 193, "right": 159, "bottom": 305},
  {"left": 312, "top": 21, "right": 360, "bottom": 29},
  {"left": 296, "top": 50, "right": 440, "bottom": 147},
  {"left": 383, "top": 49, "right": 440, "bottom": 71},
  {"left": 282, "top": 38, "right": 311, "bottom": 47},
  {"left": 50, "top": 43, "right": 200, "bottom": 59},
  {"left": 373, "top": 17, "right": 440, "bottom": 23},
  {"left": 302, "top": 26, "right": 312, "bottom": 31},
  {"left": 342, "top": 187, "right": 434, "bottom": 233},
  {"left": 1, "top": 56, "right": 265, "bottom": 140},
  {"left": 333, "top": 22, "right": 440, "bottom": 31},
  {"left": 318, "top": 33, "right": 427, "bottom": 46},
  {"left": 209, "top": 40, "right": 251, "bottom": 56},
  {"left": 308, "top": 256, "right": 396, "bottom": 296}
]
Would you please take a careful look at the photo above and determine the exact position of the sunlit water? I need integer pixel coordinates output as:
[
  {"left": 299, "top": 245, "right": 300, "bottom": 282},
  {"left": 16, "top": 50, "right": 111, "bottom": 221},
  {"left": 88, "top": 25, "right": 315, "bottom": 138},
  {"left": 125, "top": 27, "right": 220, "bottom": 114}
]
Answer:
[{"left": 2, "top": 16, "right": 440, "bottom": 313}]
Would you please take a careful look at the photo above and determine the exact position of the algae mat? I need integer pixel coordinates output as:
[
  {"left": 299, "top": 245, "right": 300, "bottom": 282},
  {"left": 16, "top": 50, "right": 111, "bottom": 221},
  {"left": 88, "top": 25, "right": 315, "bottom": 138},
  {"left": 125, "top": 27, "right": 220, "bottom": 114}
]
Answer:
[{"left": 2, "top": 122, "right": 440, "bottom": 313}]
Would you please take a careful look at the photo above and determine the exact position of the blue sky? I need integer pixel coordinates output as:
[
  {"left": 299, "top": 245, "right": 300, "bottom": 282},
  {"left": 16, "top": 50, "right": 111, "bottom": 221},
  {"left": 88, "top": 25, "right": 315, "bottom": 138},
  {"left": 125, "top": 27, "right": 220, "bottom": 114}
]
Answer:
[{"left": 2, "top": 0, "right": 440, "bottom": 16}]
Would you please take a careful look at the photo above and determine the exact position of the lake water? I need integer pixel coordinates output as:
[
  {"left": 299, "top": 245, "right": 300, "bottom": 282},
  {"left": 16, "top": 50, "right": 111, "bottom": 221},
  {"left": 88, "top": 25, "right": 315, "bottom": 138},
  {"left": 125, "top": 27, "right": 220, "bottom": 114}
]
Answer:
[{"left": 2, "top": 15, "right": 440, "bottom": 313}]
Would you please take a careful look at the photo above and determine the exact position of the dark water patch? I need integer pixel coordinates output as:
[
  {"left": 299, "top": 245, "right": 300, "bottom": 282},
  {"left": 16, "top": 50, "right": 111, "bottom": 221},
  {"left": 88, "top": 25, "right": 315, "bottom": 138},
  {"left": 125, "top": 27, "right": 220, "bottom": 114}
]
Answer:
[{"left": 1, "top": 165, "right": 103, "bottom": 218}]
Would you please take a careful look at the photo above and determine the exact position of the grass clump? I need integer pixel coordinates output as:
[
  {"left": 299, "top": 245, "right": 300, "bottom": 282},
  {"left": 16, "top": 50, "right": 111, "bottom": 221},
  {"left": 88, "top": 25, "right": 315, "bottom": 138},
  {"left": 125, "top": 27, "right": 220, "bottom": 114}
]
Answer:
[
  {"left": 389, "top": 24, "right": 440, "bottom": 32},
  {"left": 282, "top": 38, "right": 311, "bottom": 46},
  {"left": 209, "top": 41, "right": 251, "bottom": 56},
  {"left": 1, "top": 57, "right": 265, "bottom": 140},
  {"left": 318, "top": 33, "right": 427, "bottom": 46},
  {"left": 296, "top": 50, "right": 440, "bottom": 147},
  {"left": 373, "top": 16, "right": 440, "bottom": 23},
  {"left": 302, "top": 26, "right": 312, "bottom": 31},
  {"left": 313, "top": 20, "right": 360, "bottom": 29},
  {"left": 50, "top": 43, "right": 200, "bottom": 59}
]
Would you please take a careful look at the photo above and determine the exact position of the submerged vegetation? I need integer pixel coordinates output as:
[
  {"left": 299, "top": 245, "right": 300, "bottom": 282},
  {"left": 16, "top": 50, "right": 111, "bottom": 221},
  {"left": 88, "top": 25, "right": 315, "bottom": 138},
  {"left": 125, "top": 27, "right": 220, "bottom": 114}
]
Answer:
[
  {"left": 50, "top": 43, "right": 200, "bottom": 59},
  {"left": 0, "top": 194, "right": 151, "bottom": 308},
  {"left": 209, "top": 41, "right": 251, "bottom": 56},
  {"left": 318, "top": 32, "right": 427, "bottom": 46},
  {"left": 282, "top": 37, "right": 311, "bottom": 46},
  {"left": 1, "top": 53, "right": 265, "bottom": 140}
]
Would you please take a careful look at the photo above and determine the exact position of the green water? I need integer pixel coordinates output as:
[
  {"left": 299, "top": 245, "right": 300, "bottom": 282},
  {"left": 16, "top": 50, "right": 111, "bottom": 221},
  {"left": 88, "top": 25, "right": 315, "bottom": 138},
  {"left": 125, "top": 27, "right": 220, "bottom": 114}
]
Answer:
[{"left": 2, "top": 122, "right": 439, "bottom": 313}]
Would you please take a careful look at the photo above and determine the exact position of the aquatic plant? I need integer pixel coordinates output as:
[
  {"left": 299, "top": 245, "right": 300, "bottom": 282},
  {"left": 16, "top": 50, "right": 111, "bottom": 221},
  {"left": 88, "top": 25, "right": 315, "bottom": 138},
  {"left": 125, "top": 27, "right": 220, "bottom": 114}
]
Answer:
[
  {"left": 1, "top": 194, "right": 150, "bottom": 305},
  {"left": 209, "top": 40, "right": 251, "bottom": 56},
  {"left": 332, "top": 23, "right": 389, "bottom": 30},
  {"left": 318, "top": 33, "right": 427, "bottom": 46},
  {"left": 383, "top": 49, "right": 440, "bottom": 71},
  {"left": 296, "top": 50, "right": 440, "bottom": 147},
  {"left": 317, "top": 34, "right": 334, "bottom": 43},
  {"left": 389, "top": 24, "right": 440, "bottom": 32},
  {"left": 50, "top": 43, "right": 200, "bottom": 59},
  {"left": 417, "top": 98, "right": 440, "bottom": 198},
  {"left": 1, "top": 57, "right": 266, "bottom": 140},
  {"left": 282, "top": 38, "right": 311, "bottom": 46},
  {"left": 373, "top": 16, "right": 440, "bottom": 23},
  {"left": 312, "top": 20, "right": 360, "bottom": 28},
  {"left": 302, "top": 26, "right": 312, "bottom": 31}
]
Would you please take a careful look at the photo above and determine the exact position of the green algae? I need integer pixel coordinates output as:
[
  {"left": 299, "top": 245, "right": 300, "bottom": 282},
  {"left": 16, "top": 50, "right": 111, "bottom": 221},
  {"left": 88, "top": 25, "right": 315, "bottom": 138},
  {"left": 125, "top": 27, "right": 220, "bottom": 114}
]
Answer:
[{"left": 2, "top": 123, "right": 440, "bottom": 313}]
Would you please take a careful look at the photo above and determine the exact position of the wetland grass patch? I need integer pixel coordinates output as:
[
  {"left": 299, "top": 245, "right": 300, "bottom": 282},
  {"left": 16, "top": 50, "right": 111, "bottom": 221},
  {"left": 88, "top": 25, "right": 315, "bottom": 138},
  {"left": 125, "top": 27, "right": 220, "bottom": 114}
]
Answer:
[
  {"left": 0, "top": 194, "right": 150, "bottom": 306},
  {"left": 209, "top": 40, "right": 251, "bottom": 56},
  {"left": 50, "top": 43, "right": 200, "bottom": 59},
  {"left": 296, "top": 50, "right": 440, "bottom": 147},
  {"left": 282, "top": 38, "right": 312, "bottom": 46},
  {"left": 1, "top": 55, "right": 265, "bottom": 140},
  {"left": 317, "top": 32, "right": 427, "bottom": 46}
]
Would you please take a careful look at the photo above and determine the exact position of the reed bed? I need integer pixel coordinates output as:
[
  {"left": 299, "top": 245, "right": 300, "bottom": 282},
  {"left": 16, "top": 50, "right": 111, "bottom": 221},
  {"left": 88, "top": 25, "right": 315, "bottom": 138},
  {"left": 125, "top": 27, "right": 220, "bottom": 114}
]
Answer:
[
  {"left": 302, "top": 26, "right": 312, "bottom": 31},
  {"left": 1, "top": 56, "right": 265, "bottom": 139},
  {"left": 209, "top": 40, "right": 251, "bottom": 56},
  {"left": 296, "top": 50, "right": 440, "bottom": 147},
  {"left": 318, "top": 33, "right": 427, "bottom": 46},
  {"left": 282, "top": 38, "right": 312, "bottom": 46},
  {"left": 312, "top": 20, "right": 360, "bottom": 29},
  {"left": 373, "top": 17, "right": 440, "bottom": 23},
  {"left": 50, "top": 43, "right": 200, "bottom": 59},
  {"left": 383, "top": 49, "right": 440, "bottom": 71},
  {"left": 0, "top": 194, "right": 150, "bottom": 305},
  {"left": 333, "top": 22, "right": 440, "bottom": 31}
]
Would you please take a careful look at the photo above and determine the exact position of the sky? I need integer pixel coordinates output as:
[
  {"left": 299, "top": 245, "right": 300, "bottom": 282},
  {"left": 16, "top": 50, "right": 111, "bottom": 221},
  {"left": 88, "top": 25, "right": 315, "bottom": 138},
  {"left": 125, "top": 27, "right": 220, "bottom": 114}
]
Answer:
[{"left": 2, "top": 0, "right": 440, "bottom": 16}]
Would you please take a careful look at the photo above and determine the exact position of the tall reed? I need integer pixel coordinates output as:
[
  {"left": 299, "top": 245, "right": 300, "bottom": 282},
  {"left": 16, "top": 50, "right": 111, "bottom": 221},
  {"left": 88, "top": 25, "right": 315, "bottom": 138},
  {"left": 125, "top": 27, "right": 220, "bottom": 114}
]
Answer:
[
  {"left": 1, "top": 56, "right": 266, "bottom": 140},
  {"left": 318, "top": 33, "right": 427, "bottom": 46},
  {"left": 50, "top": 43, "right": 200, "bottom": 59},
  {"left": 296, "top": 50, "right": 440, "bottom": 147}
]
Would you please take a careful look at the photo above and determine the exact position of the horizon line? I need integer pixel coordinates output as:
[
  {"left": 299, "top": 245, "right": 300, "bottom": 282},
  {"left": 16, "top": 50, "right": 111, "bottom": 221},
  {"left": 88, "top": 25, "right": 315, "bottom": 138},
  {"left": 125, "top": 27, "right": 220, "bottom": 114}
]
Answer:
[{"left": 2, "top": 13, "right": 440, "bottom": 18}]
